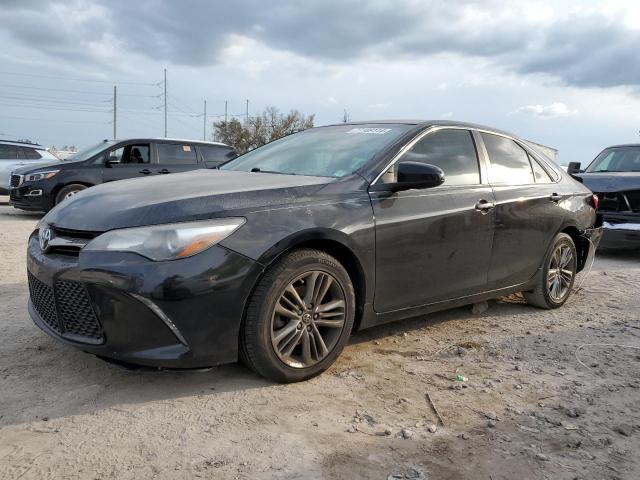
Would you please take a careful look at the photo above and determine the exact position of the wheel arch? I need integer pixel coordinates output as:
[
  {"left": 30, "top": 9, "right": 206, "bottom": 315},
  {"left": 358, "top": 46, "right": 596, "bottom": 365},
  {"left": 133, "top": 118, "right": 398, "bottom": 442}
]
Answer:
[
  {"left": 253, "top": 229, "right": 369, "bottom": 331},
  {"left": 53, "top": 181, "right": 94, "bottom": 202},
  {"left": 559, "top": 225, "right": 589, "bottom": 272}
]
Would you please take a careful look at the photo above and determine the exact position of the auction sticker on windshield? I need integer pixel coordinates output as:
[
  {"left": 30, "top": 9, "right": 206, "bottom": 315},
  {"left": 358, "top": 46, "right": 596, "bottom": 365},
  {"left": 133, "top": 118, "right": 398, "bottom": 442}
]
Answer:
[{"left": 346, "top": 128, "right": 392, "bottom": 135}]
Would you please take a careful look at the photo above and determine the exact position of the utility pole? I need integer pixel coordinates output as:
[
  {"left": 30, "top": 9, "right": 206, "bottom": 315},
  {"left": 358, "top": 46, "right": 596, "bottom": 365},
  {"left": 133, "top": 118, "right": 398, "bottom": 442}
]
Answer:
[
  {"left": 245, "top": 99, "right": 249, "bottom": 122},
  {"left": 224, "top": 100, "right": 228, "bottom": 123},
  {"left": 113, "top": 85, "right": 117, "bottom": 139},
  {"left": 203, "top": 100, "right": 207, "bottom": 141},
  {"left": 163, "top": 68, "right": 167, "bottom": 137}
]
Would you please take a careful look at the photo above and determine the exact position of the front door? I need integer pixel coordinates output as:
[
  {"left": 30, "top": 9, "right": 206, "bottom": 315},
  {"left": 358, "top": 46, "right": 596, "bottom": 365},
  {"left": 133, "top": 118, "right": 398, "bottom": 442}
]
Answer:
[
  {"left": 479, "top": 132, "right": 566, "bottom": 288},
  {"left": 102, "top": 143, "right": 154, "bottom": 182},
  {"left": 371, "top": 128, "right": 495, "bottom": 312}
]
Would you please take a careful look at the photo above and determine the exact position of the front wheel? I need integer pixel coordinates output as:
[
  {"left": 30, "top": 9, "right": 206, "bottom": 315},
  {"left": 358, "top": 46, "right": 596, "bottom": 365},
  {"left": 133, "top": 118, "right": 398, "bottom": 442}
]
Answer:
[
  {"left": 240, "top": 248, "right": 356, "bottom": 383},
  {"left": 523, "top": 233, "right": 577, "bottom": 309},
  {"left": 55, "top": 184, "right": 87, "bottom": 205}
]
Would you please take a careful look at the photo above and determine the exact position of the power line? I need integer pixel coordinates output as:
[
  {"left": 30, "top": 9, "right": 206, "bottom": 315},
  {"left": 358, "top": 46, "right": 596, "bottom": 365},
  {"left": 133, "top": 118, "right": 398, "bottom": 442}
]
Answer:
[
  {"left": 0, "top": 70, "right": 159, "bottom": 85},
  {"left": 0, "top": 114, "right": 109, "bottom": 124}
]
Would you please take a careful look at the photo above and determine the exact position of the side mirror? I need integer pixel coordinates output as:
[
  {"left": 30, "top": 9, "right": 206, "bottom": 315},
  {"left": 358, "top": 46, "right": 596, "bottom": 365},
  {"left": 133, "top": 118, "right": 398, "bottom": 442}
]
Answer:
[
  {"left": 567, "top": 162, "right": 582, "bottom": 174},
  {"left": 386, "top": 162, "right": 445, "bottom": 191},
  {"left": 105, "top": 158, "right": 119, "bottom": 167}
]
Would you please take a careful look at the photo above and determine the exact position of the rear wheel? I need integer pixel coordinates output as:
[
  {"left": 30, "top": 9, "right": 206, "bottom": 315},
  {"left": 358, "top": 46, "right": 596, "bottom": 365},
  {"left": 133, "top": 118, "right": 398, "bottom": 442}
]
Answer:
[
  {"left": 523, "top": 233, "right": 577, "bottom": 309},
  {"left": 240, "top": 248, "right": 355, "bottom": 383},
  {"left": 55, "top": 184, "right": 87, "bottom": 205}
]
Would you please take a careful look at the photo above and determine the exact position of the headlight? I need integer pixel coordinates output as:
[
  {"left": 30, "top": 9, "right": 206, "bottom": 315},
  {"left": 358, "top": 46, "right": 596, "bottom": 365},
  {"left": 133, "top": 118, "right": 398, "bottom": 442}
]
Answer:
[
  {"left": 26, "top": 170, "right": 59, "bottom": 182},
  {"left": 84, "top": 218, "right": 245, "bottom": 261}
]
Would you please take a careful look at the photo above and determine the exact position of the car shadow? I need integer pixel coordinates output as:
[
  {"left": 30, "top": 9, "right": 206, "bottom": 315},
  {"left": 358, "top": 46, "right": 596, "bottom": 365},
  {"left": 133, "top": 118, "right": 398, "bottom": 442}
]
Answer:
[{"left": 0, "top": 286, "right": 540, "bottom": 429}]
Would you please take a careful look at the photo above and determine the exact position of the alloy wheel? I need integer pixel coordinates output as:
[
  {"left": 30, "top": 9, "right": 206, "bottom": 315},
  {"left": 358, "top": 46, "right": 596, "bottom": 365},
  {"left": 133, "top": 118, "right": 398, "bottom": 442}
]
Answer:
[
  {"left": 546, "top": 244, "right": 574, "bottom": 302},
  {"left": 64, "top": 190, "right": 80, "bottom": 200},
  {"left": 270, "top": 270, "right": 346, "bottom": 368}
]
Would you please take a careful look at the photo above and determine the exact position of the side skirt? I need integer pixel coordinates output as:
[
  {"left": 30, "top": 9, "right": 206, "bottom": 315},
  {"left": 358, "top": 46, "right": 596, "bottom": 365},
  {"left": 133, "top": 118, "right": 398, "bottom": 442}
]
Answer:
[{"left": 357, "top": 279, "right": 538, "bottom": 330}]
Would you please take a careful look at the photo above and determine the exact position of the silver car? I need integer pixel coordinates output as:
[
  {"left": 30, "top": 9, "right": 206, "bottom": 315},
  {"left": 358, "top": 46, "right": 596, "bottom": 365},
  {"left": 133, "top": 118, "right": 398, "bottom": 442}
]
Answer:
[{"left": 0, "top": 141, "right": 59, "bottom": 194}]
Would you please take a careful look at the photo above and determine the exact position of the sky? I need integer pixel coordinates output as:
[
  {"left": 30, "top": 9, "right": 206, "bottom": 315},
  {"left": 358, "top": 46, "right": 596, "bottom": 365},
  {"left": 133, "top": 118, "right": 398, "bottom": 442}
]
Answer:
[{"left": 0, "top": 0, "right": 639, "bottom": 164}]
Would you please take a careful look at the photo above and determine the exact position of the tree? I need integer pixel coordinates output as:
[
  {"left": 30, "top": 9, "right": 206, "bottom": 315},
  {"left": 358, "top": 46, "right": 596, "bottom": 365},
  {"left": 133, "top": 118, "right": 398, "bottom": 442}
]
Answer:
[{"left": 213, "top": 107, "right": 314, "bottom": 154}]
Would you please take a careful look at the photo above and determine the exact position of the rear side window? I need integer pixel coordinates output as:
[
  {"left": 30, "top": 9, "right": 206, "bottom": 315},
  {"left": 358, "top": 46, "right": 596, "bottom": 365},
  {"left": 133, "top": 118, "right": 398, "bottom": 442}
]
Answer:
[
  {"left": 157, "top": 143, "right": 198, "bottom": 165},
  {"left": 482, "top": 133, "right": 534, "bottom": 184},
  {"left": 18, "top": 147, "right": 43, "bottom": 160},
  {"left": 199, "top": 145, "right": 236, "bottom": 167},
  {"left": 383, "top": 129, "right": 480, "bottom": 185},
  {"left": 0, "top": 145, "right": 18, "bottom": 160},
  {"left": 530, "top": 157, "right": 554, "bottom": 183}
]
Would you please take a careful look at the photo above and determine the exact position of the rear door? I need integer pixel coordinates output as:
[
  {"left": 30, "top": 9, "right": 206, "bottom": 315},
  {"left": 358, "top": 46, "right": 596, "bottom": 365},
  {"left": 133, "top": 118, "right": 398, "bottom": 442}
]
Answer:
[
  {"left": 155, "top": 141, "right": 202, "bottom": 175},
  {"left": 479, "top": 132, "right": 565, "bottom": 288},
  {"left": 102, "top": 142, "right": 154, "bottom": 182},
  {"left": 371, "top": 128, "right": 495, "bottom": 312}
]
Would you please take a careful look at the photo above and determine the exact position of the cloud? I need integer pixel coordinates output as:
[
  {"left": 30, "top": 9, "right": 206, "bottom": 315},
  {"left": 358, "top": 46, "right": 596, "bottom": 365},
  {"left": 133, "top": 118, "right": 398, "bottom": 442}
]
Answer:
[
  {"left": 1, "top": 0, "right": 640, "bottom": 89},
  {"left": 511, "top": 102, "right": 578, "bottom": 119}
]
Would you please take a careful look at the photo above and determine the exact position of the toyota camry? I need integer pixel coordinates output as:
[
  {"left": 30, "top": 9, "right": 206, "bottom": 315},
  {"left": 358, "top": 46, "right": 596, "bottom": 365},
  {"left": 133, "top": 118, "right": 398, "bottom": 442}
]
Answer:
[{"left": 27, "top": 121, "right": 602, "bottom": 382}]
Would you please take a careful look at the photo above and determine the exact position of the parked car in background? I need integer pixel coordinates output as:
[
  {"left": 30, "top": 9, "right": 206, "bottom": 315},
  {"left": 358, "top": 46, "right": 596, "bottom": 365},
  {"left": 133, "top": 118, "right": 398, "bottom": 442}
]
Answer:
[
  {"left": 0, "top": 140, "right": 59, "bottom": 195},
  {"left": 26, "top": 121, "right": 601, "bottom": 383},
  {"left": 569, "top": 144, "right": 640, "bottom": 249},
  {"left": 9, "top": 138, "right": 236, "bottom": 211}
]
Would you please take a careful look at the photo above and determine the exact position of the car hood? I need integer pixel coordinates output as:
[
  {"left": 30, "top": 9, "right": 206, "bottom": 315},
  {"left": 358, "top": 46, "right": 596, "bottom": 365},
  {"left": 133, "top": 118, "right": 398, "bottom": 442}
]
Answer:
[
  {"left": 576, "top": 172, "right": 640, "bottom": 193},
  {"left": 13, "top": 161, "right": 61, "bottom": 174},
  {"left": 44, "top": 169, "right": 336, "bottom": 231}
]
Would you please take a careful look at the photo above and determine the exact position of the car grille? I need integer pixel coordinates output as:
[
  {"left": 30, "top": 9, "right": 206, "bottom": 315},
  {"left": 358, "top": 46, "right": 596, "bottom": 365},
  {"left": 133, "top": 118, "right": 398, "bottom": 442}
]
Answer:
[
  {"left": 596, "top": 190, "right": 640, "bottom": 213},
  {"left": 28, "top": 271, "right": 104, "bottom": 344},
  {"left": 10, "top": 174, "right": 22, "bottom": 188},
  {"left": 47, "top": 227, "right": 100, "bottom": 256}
]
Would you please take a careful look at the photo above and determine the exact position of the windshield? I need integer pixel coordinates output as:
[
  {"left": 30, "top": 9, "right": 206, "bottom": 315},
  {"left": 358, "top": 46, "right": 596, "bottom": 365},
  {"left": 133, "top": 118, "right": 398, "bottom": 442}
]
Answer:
[
  {"left": 66, "top": 141, "right": 116, "bottom": 162},
  {"left": 586, "top": 147, "right": 640, "bottom": 172},
  {"left": 220, "top": 124, "right": 414, "bottom": 177}
]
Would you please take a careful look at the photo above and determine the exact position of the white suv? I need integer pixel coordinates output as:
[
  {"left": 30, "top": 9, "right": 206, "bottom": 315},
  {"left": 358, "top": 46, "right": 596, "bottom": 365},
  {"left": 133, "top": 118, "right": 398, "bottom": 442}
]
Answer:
[{"left": 0, "top": 141, "right": 59, "bottom": 195}]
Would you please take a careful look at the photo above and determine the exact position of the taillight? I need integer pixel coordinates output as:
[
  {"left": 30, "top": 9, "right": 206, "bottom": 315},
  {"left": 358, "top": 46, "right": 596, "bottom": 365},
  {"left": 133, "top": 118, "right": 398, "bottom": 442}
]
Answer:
[{"left": 591, "top": 194, "right": 599, "bottom": 210}]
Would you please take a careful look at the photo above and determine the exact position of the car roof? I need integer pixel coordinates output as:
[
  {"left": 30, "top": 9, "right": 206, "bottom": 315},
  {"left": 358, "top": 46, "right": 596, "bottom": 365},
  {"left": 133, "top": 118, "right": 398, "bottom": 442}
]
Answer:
[
  {"left": 600, "top": 144, "right": 640, "bottom": 149},
  {"left": 111, "top": 137, "right": 230, "bottom": 147},
  {"left": 325, "top": 119, "right": 519, "bottom": 138},
  {"left": 0, "top": 139, "right": 45, "bottom": 149}
]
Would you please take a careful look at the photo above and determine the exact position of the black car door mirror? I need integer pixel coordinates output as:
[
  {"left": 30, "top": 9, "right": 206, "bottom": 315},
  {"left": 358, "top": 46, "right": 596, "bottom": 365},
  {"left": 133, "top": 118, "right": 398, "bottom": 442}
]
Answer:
[
  {"left": 374, "top": 162, "right": 445, "bottom": 192},
  {"left": 567, "top": 162, "right": 582, "bottom": 174}
]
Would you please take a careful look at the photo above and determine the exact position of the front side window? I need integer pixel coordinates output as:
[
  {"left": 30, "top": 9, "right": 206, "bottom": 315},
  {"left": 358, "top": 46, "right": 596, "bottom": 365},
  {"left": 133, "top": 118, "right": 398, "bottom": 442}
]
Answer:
[
  {"left": 380, "top": 129, "right": 480, "bottom": 185},
  {"left": 157, "top": 143, "right": 198, "bottom": 165},
  {"left": 586, "top": 147, "right": 640, "bottom": 172},
  {"left": 221, "top": 124, "right": 414, "bottom": 178},
  {"left": 482, "top": 133, "right": 534, "bottom": 184},
  {"left": 106, "top": 144, "right": 150, "bottom": 165}
]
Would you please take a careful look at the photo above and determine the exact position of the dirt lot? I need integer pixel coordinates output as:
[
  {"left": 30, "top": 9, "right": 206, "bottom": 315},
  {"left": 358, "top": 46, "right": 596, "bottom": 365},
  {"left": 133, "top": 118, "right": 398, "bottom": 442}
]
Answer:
[{"left": 1, "top": 197, "right": 639, "bottom": 480}]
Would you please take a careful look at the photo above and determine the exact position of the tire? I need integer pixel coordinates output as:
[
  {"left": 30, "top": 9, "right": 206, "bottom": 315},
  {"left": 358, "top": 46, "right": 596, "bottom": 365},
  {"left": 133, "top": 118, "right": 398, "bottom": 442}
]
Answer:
[
  {"left": 55, "top": 184, "right": 87, "bottom": 205},
  {"left": 240, "top": 248, "right": 356, "bottom": 383},
  {"left": 523, "top": 233, "right": 577, "bottom": 309}
]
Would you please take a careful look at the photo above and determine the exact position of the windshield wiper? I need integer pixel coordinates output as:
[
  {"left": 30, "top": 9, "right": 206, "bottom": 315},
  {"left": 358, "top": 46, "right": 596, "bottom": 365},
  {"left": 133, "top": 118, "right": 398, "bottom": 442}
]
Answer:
[{"left": 250, "top": 168, "right": 297, "bottom": 175}]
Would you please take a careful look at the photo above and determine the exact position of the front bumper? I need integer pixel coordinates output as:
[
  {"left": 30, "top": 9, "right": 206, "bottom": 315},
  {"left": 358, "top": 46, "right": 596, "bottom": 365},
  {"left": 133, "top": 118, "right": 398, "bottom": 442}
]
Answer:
[
  {"left": 9, "top": 182, "right": 53, "bottom": 211},
  {"left": 27, "top": 234, "right": 264, "bottom": 368},
  {"left": 600, "top": 214, "right": 640, "bottom": 249}
]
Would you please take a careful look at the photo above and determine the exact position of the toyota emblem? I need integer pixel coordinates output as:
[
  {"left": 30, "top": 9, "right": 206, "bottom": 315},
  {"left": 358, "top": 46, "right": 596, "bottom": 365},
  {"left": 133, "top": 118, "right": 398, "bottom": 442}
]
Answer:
[{"left": 39, "top": 228, "right": 52, "bottom": 252}]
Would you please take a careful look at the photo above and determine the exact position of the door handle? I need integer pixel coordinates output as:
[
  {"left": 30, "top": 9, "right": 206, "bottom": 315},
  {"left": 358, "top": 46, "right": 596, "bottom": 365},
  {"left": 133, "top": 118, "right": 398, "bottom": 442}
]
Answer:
[
  {"left": 139, "top": 169, "right": 152, "bottom": 174},
  {"left": 158, "top": 169, "right": 171, "bottom": 174},
  {"left": 475, "top": 199, "right": 495, "bottom": 213},
  {"left": 549, "top": 193, "right": 562, "bottom": 202}
]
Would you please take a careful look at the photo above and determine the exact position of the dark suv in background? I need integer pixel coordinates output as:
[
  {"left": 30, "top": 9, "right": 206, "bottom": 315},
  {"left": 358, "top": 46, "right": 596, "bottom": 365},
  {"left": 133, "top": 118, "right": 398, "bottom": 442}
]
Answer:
[{"left": 9, "top": 138, "right": 236, "bottom": 212}]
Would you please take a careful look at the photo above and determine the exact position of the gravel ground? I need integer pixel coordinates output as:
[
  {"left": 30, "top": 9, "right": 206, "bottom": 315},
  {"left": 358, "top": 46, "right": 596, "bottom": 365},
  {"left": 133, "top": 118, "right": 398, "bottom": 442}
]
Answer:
[{"left": 1, "top": 196, "right": 639, "bottom": 480}]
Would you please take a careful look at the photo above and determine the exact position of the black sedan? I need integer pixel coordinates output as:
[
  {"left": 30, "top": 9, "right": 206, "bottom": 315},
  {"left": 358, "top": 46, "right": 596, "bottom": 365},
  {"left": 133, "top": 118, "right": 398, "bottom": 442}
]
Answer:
[{"left": 27, "top": 121, "right": 601, "bottom": 382}]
